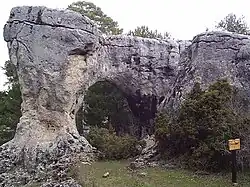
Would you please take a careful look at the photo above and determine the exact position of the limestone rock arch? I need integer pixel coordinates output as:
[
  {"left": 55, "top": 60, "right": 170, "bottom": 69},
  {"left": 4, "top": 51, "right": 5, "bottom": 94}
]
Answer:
[
  {"left": 1, "top": 5, "right": 250, "bottom": 186},
  {"left": 1, "top": 6, "right": 181, "bottom": 177}
]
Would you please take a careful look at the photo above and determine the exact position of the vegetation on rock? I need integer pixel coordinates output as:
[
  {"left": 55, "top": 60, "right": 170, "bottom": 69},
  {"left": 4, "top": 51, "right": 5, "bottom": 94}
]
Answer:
[
  {"left": 128, "top": 25, "right": 170, "bottom": 39},
  {"left": 68, "top": 1, "right": 123, "bottom": 35},
  {"left": 1, "top": 2, "right": 250, "bottom": 176},
  {"left": 216, "top": 13, "right": 250, "bottom": 35},
  {"left": 155, "top": 79, "right": 250, "bottom": 171}
]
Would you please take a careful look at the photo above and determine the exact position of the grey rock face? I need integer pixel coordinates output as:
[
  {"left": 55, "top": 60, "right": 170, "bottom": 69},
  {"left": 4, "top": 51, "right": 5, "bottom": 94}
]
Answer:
[
  {"left": 130, "top": 135, "right": 158, "bottom": 169},
  {"left": 1, "top": 5, "right": 250, "bottom": 186},
  {"left": 160, "top": 32, "right": 249, "bottom": 111},
  {"left": 179, "top": 32, "right": 250, "bottom": 98}
]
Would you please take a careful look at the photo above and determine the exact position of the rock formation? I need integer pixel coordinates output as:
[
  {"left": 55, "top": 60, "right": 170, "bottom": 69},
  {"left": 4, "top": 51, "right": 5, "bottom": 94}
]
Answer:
[{"left": 1, "top": 5, "right": 250, "bottom": 186}]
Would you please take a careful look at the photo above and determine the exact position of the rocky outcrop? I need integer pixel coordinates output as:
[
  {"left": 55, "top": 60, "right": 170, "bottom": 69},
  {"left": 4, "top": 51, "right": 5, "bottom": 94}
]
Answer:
[
  {"left": 1, "top": 5, "right": 250, "bottom": 186},
  {"left": 169, "top": 32, "right": 250, "bottom": 111},
  {"left": 1, "top": 6, "right": 100, "bottom": 186},
  {"left": 130, "top": 135, "right": 158, "bottom": 169}
]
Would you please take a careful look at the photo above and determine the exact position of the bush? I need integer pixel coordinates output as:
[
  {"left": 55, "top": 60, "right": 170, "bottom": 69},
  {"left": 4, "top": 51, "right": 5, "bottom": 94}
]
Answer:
[
  {"left": 87, "top": 127, "right": 145, "bottom": 160},
  {"left": 155, "top": 112, "right": 171, "bottom": 155},
  {"left": 155, "top": 79, "right": 250, "bottom": 171}
]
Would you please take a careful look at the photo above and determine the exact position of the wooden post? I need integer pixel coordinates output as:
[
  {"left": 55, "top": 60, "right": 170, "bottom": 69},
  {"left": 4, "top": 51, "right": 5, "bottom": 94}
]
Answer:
[
  {"left": 231, "top": 150, "right": 237, "bottom": 184},
  {"left": 228, "top": 138, "right": 240, "bottom": 186}
]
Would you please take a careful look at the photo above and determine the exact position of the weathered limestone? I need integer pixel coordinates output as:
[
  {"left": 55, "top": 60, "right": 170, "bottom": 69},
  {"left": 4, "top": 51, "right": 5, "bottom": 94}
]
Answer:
[
  {"left": 1, "top": 5, "right": 250, "bottom": 186},
  {"left": 167, "top": 32, "right": 250, "bottom": 111}
]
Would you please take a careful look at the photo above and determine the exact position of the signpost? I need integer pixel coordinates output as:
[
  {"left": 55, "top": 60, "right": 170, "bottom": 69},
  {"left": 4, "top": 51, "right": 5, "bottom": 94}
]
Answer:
[{"left": 228, "top": 138, "right": 240, "bottom": 186}]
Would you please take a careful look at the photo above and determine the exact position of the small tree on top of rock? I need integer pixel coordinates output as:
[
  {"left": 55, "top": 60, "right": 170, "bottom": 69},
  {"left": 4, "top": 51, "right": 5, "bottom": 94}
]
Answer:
[
  {"left": 128, "top": 25, "right": 170, "bottom": 39},
  {"left": 216, "top": 13, "right": 249, "bottom": 35},
  {"left": 68, "top": 1, "right": 123, "bottom": 35}
]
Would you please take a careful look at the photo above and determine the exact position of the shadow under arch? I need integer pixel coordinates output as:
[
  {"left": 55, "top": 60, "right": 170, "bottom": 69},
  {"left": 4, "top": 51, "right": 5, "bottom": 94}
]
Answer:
[{"left": 75, "top": 79, "right": 159, "bottom": 139}]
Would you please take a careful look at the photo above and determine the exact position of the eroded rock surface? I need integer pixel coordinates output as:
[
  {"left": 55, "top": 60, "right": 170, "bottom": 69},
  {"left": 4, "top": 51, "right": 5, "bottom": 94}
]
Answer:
[
  {"left": 1, "top": 5, "right": 250, "bottom": 186},
  {"left": 130, "top": 135, "right": 158, "bottom": 169},
  {"left": 170, "top": 32, "right": 250, "bottom": 111}
]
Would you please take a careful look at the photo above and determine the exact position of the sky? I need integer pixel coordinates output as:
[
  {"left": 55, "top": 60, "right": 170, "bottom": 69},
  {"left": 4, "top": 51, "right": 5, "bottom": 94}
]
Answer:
[{"left": 0, "top": 0, "right": 250, "bottom": 90}]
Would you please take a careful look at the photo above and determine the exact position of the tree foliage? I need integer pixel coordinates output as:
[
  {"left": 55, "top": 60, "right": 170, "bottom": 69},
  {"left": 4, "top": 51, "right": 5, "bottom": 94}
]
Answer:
[
  {"left": 128, "top": 26, "right": 170, "bottom": 39},
  {"left": 81, "top": 81, "right": 136, "bottom": 136},
  {"left": 79, "top": 81, "right": 158, "bottom": 139},
  {"left": 216, "top": 13, "right": 249, "bottom": 35},
  {"left": 155, "top": 79, "right": 250, "bottom": 171},
  {"left": 0, "top": 61, "right": 22, "bottom": 145},
  {"left": 87, "top": 127, "right": 145, "bottom": 160},
  {"left": 68, "top": 1, "right": 123, "bottom": 35}
]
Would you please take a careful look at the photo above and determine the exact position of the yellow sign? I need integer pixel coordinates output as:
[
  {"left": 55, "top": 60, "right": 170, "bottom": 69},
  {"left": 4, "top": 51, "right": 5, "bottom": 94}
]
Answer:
[{"left": 228, "top": 139, "right": 240, "bottom": 151}]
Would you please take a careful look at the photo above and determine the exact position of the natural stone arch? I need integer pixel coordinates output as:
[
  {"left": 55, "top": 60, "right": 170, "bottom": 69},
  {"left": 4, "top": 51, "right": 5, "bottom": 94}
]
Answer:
[
  {"left": 1, "top": 5, "right": 250, "bottom": 186},
  {"left": 2, "top": 6, "right": 180, "bottom": 174},
  {"left": 69, "top": 36, "right": 178, "bottom": 138},
  {"left": 70, "top": 33, "right": 181, "bottom": 109}
]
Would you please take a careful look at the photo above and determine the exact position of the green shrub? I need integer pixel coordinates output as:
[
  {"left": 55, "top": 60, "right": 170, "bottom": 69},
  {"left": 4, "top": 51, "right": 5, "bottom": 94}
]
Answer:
[
  {"left": 155, "top": 112, "right": 171, "bottom": 155},
  {"left": 87, "top": 127, "right": 145, "bottom": 160},
  {"left": 155, "top": 79, "right": 250, "bottom": 171}
]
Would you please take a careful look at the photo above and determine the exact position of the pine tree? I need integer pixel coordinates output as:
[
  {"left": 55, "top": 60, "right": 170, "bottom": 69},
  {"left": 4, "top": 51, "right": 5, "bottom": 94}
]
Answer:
[
  {"left": 68, "top": 1, "right": 123, "bottom": 35},
  {"left": 216, "top": 13, "right": 249, "bottom": 35},
  {"left": 128, "top": 25, "right": 170, "bottom": 39}
]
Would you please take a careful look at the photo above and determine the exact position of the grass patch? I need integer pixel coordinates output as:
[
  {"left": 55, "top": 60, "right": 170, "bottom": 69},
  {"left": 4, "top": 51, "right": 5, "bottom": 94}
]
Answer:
[
  {"left": 69, "top": 161, "right": 250, "bottom": 187},
  {"left": 23, "top": 183, "right": 42, "bottom": 187}
]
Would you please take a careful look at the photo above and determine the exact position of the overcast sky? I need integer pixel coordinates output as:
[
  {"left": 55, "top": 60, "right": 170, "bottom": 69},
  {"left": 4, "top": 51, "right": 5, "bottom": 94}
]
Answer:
[{"left": 0, "top": 0, "right": 250, "bottom": 90}]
